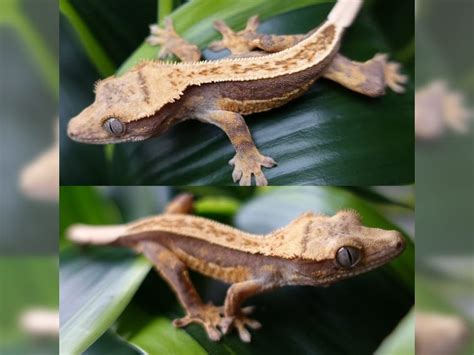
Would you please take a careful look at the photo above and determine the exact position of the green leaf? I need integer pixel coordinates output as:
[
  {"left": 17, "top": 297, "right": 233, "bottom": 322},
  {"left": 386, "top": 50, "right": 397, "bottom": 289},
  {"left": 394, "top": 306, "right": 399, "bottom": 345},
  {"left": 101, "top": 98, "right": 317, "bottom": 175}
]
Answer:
[
  {"left": 60, "top": 0, "right": 414, "bottom": 185},
  {"left": 1, "top": 0, "right": 58, "bottom": 254},
  {"left": 60, "top": 249, "right": 151, "bottom": 354},
  {"left": 0, "top": 257, "right": 58, "bottom": 354},
  {"left": 1, "top": 0, "right": 59, "bottom": 97},
  {"left": 60, "top": 0, "right": 116, "bottom": 77},
  {"left": 59, "top": 187, "right": 162, "bottom": 354},
  {"left": 113, "top": 187, "right": 413, "bottom": 354},
  {"left": 116, "top": 304, "right": 206, "bottom": 355},
  {"left": 60, "top": 0, "right": 158, "bottom": 73},
  {"left": 193, "top": 196, "right": 241, "bottom": 216},
  {"left": 83, "top": 330, "right": 139, "bottom": 355},
  {"left": 375, "top": 308, "right": 415, "bottom": 355}
]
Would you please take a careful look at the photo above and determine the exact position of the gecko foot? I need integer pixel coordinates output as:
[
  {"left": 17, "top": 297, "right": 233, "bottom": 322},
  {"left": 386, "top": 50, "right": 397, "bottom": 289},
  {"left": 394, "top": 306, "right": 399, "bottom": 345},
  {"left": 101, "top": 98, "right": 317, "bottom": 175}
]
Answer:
[
  {"left": 172, "top": 303, "right": 223, "bottom": 341},
  {"left": 209, "top": 16, "right": 260, "bottom": 55},
  {"left": 229, "top": 151, "right": 276, "bottom": 186},
  {"left": 374, "top": 54, "right": 408, "bottom": 94},
  {"left": 147, "top": 18, "right": 201, "bottom": 62},
  {"left": 219, "top": 306, "right": 262, "bottom": 343}
]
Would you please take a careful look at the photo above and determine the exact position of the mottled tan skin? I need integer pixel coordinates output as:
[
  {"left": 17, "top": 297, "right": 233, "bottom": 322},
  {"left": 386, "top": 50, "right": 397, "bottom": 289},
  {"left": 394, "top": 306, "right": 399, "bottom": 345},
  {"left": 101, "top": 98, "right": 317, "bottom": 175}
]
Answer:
[
  {"left": 67, "top": 9, "right": 407, "bottom": 186},
  {"left": 67, "top": 194, "right": 406, "bottom": 342}
]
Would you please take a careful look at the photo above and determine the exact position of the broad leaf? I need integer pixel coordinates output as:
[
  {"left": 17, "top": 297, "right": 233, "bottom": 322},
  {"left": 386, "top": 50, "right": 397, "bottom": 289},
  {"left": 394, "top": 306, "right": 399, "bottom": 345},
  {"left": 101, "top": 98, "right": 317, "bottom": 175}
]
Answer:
[
  {"left": 375, "top": 308, "right": 415, "bottom": 355},
  {"left": 60, "top": 248, "right": 150, "bottom": 355},
  {"left": 59, "top": 187, "right": 170, "bottom": 354},
  {"left": 0, "top": 257, "right": 58, "bottom": 354},
  {"left": 60, "top": 0, "right": 414, "bottom": 185}
]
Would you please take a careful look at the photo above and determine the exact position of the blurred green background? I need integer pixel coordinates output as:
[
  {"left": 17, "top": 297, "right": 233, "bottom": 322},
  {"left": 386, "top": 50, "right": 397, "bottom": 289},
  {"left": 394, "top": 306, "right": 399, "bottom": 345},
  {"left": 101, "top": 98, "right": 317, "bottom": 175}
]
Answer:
[
  {"left": 415, "top": 0, "right": 474, "bottom": 354},
  {"left": 60, "top": 186, "right": 414, "bottom": 354},
  {"left": 59, "top": 0, "right": 414, "bottom": 186},
  {"left": 0, "top": 0, "right": 59, "bottom": 355},
  {"left": 0, "top": 0, "right": 58, "bottom": 253},
  {"left": 0, "top": 257, "right": 58, "bottom": 354},
  {"left": 1, "top": 1, "right": 59, "bottom": 354}
]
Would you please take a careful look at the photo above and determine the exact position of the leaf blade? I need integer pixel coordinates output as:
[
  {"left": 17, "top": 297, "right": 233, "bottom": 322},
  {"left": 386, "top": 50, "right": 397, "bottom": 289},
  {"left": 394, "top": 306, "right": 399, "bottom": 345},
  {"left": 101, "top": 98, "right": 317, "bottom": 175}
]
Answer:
[
  {"left": 60, "top": 0, "right": 116, "bottom": 76},
  {"left": 60, "top": 250, "right": 151, "bottom": 354}
]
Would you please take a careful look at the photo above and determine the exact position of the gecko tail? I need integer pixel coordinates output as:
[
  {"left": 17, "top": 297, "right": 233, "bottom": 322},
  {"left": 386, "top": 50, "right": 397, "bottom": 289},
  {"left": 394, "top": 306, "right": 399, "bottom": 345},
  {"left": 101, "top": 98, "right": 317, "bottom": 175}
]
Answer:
[
  {"left": 66, "top": 224, "right": 127, "bottom": 245},
  {"left": 328, "top": 0, "right": 363, "bottom": 28}
]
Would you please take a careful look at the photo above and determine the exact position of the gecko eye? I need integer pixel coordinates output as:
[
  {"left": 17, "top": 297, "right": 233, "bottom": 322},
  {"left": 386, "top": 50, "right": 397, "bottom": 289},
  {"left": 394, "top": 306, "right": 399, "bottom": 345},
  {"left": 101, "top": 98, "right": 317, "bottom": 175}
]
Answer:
[
  {"left": 336, "top": 246, "right": 361, "bottom": 268},
  {"left": 103, "top": 117, "right": 125, "bottom": 136}
]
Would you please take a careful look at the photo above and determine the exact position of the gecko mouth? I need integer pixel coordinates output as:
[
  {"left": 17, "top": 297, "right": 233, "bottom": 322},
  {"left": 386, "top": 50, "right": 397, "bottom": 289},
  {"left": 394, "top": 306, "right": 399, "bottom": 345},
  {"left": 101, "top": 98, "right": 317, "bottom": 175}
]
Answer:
[
  {"left": 67, "top": 129, "right": 152, "bottom": 144},
  {"left": 69, "top": 134, "right": 151, "bottom": 145},
  {"left": 67, "top": 119, "right": 153, "bottom": 144}
]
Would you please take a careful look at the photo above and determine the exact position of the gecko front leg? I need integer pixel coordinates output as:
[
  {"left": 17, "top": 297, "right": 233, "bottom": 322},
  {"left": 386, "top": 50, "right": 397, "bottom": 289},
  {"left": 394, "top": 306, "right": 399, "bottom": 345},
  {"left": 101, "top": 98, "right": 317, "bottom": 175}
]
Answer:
[
  {"left": 197, "top": 110, "right": 276, "bottom": 186},
  {"left": 219, "top": 279, "right": 275, "bottom": 342},
  {"left": 147, "top": 18, "right": 201, "bottom": 62},
  {"left": 141, "top": 241, "right": 223, "bottom": 341}
]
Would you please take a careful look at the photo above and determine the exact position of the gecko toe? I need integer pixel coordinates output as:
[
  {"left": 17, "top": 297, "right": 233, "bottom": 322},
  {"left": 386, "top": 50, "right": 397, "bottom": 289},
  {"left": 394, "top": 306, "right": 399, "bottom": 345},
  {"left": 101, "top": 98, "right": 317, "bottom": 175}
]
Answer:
[
  {"left": 239, "top": 173, "right": 252, "bottom": 186},
  {"left": 208, "top": 40, "right": 227, "bottom": 52},
  {"left": 218, "top": 307, "right": 261, "bottom": 342},
  {"left": 261, "top": 156, "right": 277, "bottom": 168},
  {"left": 205, "top": 325, "right": 222, "bottom": 342},
  {"left": 172, "top": 304, "right": 223, "bottom": 341},
  {"left": 229, "top": 152, "right": 275, "bottom": 186},
  {"left": 218, "top": 316, "right": 234, "bottom": 335},
  {"left": 241, "top": 306, "right": 256, "bottom": 315},
  {"left": 384, "top": 61, "right": 408, "bottom": 94},
  {"left": 232, "top": 167, "right": 243, "bottom": 183},
  {"left": 245, "top": 318, "right": 262, "bottom": 330},
  {"left": 236, "top": 323, "right": 252, "bottom": 343},
  {"left": 254, "top": 171, "right": 268, "bottom": 186},
  {"left": 245, "top": 15, "right": 260, "bottom": 32},
  {"left": 173, "top": 316, "right": 192, "bottom": 328}
]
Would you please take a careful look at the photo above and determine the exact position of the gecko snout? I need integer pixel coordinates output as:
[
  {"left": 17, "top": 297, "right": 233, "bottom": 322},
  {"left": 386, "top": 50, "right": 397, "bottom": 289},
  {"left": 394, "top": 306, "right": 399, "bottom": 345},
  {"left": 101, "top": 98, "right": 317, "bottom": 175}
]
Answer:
[{"left": 389, "top": 231, "right": 405, "bottom": 254}]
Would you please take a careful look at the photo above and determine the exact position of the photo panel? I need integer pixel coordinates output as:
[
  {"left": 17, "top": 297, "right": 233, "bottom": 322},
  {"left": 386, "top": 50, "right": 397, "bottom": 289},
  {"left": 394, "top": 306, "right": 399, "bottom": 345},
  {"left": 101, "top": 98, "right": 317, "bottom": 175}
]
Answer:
[{"left": 59, "top": 186, "right": 414, "bottom": 353}]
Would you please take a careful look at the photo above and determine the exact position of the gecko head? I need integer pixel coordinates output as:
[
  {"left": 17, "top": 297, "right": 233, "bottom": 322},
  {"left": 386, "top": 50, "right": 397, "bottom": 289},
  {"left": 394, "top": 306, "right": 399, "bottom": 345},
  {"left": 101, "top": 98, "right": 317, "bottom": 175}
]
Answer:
[
  {"left": 289, "top": 210, "right": 405, "bottom": 286},
  {"left": 67, "top": 66, "right": 182, "bottom": 144}
]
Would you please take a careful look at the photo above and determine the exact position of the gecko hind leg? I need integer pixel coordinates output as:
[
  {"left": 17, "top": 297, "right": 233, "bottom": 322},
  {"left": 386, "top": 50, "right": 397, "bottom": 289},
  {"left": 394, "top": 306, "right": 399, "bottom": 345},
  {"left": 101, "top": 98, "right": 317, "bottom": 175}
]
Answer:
[
  {"left": 141, "top": 241, "right": 223, "bottom": 341},
  {"left": 197, "top": 110, "right": 276, "bottom": 186},
  {"left": 322, "top": 53, "right": 408, "bottom": 97},
  {"left": 210, "top": 15, "right": 304, "bottom": 55},
  {"left": 147, "top": 18, "right": 201, "bottom": 62},
  {"left": 209, "top": 16, "right": 261, "bottom": 55}
]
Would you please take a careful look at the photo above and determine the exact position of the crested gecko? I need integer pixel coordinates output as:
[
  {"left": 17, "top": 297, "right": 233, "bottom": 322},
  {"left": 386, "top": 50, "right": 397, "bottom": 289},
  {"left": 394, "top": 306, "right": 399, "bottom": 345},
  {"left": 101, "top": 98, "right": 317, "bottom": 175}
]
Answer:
[
  {"left": 67, "top": 0, "right": 407, "bottom": 186},
  {"left": 67, "top": 194, "right": 406, "bottom": 342}
]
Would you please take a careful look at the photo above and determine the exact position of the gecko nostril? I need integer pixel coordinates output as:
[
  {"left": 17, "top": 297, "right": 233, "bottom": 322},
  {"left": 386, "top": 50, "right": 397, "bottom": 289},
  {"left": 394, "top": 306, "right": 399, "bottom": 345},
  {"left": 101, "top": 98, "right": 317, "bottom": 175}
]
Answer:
[{"left": 396, "top": 241, "right": 403, "bottom": 250}]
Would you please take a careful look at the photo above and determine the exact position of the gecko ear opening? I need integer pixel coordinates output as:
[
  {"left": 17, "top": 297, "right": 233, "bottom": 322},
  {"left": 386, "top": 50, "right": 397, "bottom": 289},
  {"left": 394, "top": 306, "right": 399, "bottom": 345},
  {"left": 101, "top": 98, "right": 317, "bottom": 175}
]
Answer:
[
  {"left": 103, "top": 117, "right": 125, "bottom": 136},
  {"left": 336, "top": 246, "right": 361, "bottom": 268}
]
